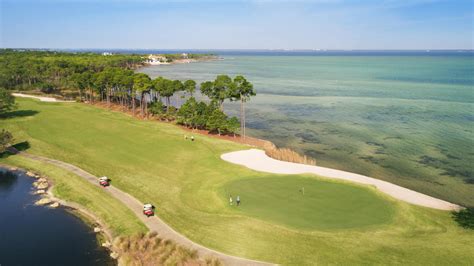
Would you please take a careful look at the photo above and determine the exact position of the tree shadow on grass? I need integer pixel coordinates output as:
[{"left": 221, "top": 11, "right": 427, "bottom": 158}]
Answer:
[
  {"left": 452, "top": 207, "right": 474, "bottom": 230},
  {"left": 12, "top": 141, "right": 30, "bottom": 152},
  {"left": 0, "top": 110, "right": 39, "bottom": 119},
  {"left": 464, "top": 178, "right": 474, "bottom": 185},
  {"left": 0, "top": 141, "right": 30, "bottom": 159}
]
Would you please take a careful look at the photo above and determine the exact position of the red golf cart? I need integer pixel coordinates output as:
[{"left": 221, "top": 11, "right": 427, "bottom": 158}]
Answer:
[
  {"left": 143, "top": 204, "right": 155, "bottom": 217},
  {"left": 99, "top": 176, "right": 110, "bottom": 187}
]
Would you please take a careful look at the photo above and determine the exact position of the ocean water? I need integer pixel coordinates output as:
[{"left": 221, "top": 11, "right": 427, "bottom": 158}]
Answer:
[{"left": 139, "top": 52, "right": 474, "bottom": 207}]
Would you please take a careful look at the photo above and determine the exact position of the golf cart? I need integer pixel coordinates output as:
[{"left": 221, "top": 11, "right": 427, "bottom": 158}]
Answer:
[
  {"left": 99, "top": 176, "right": 110, "bottom": 187},
  {"left": 143, "top": 204, "right": 155, "bottom": 217}
]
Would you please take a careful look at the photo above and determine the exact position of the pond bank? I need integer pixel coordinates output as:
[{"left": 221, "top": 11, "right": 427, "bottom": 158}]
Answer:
[{"left": 0, "top": 166, "right": 115, "bottom": 265}]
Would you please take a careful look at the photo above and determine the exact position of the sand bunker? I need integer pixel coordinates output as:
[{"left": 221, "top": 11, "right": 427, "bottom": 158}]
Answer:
[{"left": 221, "top": 149, "right": 461, "bottom": 211}]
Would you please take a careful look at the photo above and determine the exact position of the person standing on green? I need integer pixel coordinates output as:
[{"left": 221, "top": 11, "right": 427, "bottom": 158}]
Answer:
[
  {"left": 229, "top": 195, "right": 233, "bottom": 205},
  {"left": 236, "top": 195, "right": 241, "bottom": 206}
]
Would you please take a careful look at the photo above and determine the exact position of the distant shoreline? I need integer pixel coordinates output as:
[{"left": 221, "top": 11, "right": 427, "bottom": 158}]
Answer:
[
  {"left": 145, "top": 56, "right": 220, "bottom": 66},
  {"left": 10, "top": 48, "right": 473, "bottom": 57}
]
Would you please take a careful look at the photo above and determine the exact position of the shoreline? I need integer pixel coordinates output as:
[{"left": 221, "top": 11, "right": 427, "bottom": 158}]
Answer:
[
  {"left": 221, "top": 149, "right": 461, "bottom": 211},
  {"left": 144, "top": 55, "right": 220, "bottom": 66},
  {"left": 11, "top": 93, "right": 464, "bottom": 211},
  {"left": 0, "top": 164, "right": 117, "bottom": 258}
]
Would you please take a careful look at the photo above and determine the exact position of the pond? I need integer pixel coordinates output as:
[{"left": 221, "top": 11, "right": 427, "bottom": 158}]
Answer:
[{"left": 0, "top": 168, "right": 114, "bottom": 265}]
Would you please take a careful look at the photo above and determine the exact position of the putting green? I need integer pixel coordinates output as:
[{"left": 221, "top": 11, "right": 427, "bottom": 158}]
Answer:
[{"left": 223, "top": 176, "right": 394, "bottom": 230}]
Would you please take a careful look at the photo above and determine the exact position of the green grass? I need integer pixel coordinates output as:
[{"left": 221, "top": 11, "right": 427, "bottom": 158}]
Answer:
[
  {"left": 222, "top": 176, "right": 394, "bottom": 230},
  {"left": 1, "top": 98, "right": 473, "bottom": 265}
]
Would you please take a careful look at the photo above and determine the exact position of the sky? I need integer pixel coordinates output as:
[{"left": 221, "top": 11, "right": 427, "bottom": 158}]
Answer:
[{"left": 1, "top": 0, "right": 473, "bottom": 49}]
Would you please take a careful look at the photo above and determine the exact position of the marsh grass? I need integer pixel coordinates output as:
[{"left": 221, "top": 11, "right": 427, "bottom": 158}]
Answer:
[
  {"left": 114, "top": 231, "right": 220, "bottom": 266},
  {"left": 263, "top": 142, "right": 316, "bottom": 165}
]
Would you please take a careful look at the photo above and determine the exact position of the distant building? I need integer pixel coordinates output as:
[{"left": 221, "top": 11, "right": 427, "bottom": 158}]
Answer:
[
  {"left": 102, "top": 52, "right": 113, "bottom": 56},
  {"left": 147, "top": 54, "right": 168, "bottom": 65},
  {"left": 181, "top": 53, "right": 188, "bottom": 59}
]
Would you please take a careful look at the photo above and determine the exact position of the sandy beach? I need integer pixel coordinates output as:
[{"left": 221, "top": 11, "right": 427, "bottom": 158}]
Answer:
[{"left": 222, "top": 149, "right": 461, "bottom": 211}]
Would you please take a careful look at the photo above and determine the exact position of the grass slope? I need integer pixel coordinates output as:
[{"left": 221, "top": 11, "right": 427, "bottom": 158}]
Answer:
[{"left": 1, "top": 98, "right": 473, "bottom": 265}]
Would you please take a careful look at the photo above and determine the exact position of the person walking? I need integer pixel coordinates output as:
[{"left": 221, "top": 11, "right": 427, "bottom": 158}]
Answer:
[
  {"left": 229, "top": 195, "right": 233, "bottom": 205},
  {"left": 236, "top": 195, "right": 241, "bottom": 206},
  {"left": 191, "top": 136, "right": 195, "bottom": 142}
]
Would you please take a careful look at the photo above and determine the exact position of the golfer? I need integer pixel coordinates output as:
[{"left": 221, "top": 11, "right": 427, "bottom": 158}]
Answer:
[
  {"left": 229, "top": 195, "right": 233, "bottom": 205},
  {"left": 236, "top": 195, "right": 241, "bottom": 206}
]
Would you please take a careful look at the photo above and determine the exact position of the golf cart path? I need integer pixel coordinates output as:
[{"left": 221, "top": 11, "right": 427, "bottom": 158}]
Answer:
[
  {"left": 18, "top": 152, "right": 272, "bottom": 266},
  {"left": 12, "top": 93, "right": 75, "bottom": 102},
  {"left": 221, "top": 149, "right": 461, "bottom": 211}
]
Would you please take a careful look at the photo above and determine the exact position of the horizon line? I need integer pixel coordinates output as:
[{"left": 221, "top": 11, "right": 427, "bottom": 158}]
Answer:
[{"left": 2, "top": 48, "right": 474, "bottom": 51}]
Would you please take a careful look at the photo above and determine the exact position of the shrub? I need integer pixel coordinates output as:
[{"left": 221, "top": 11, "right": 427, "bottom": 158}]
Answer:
[
  {"left": 177, "top": 97, "right": 239, "bottom": 135},
  {"left": 0, "top": 129, "right": 13, "bottom": 153},
  {"left": 0, "top": 88, "right": 16, "bottom": 115},
  {"left": 206, "top": 109, "right": 227, "bottom": 135},
  {"left": 225, "top": 117, "right": 240, "bottom": 136},
  {"left": 38, "top": 82, "right": 57, "bottom": 94},
  {"left": 453, "top": 207, "right": 474, "bottom": 229},
  {"left": 149, "top": 101, "right": 165, "bottom": 116}
]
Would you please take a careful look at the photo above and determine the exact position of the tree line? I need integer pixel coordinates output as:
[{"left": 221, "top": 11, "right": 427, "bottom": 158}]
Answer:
[
  {"left": 72, "top": 70, "right": 255, "bottom": 136},
  {"left": 0, "top": 50, "right": 255, "bottom": 137},
  {"left": 0, "top": 49, "right": 144, "bottom": 95}
]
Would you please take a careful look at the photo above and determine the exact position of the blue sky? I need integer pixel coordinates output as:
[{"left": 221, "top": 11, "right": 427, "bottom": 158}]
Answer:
[{"left": 1, "top": 0, "right": 473, "bottom": 49}]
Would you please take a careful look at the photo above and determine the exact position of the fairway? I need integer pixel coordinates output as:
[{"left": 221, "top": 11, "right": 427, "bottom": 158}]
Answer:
[
  {"left": 1, "top": 98, "right": 473, "bottom": 265},
  {"left": 223, "top": 176, "right": 394, "bottom": 230}
]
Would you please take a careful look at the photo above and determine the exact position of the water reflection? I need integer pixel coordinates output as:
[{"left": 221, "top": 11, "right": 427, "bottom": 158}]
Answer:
[{"left": 0, "top": 170, "right": 18, "bottom": 193}]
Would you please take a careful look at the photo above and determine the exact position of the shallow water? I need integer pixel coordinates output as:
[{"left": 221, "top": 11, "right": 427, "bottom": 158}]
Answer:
[
  {"left": 0, "top": 168, "right": 114, "bottom": 265},
  {"left": 139, "top": 53, "right": 474, "bottom": 207}
]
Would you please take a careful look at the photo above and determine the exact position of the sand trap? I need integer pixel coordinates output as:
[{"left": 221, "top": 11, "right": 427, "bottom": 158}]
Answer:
[
  {"left": 221, "top": 149, "right": 461, "bottom": 211},
  {"left": 12, "top": 93, "right": 75, "bottom": 102}
]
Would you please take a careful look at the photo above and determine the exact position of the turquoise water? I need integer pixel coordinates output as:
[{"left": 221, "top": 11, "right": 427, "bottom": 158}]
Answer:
[{"left": 139, "top": 54, "right": 474, "bottom": 207}]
